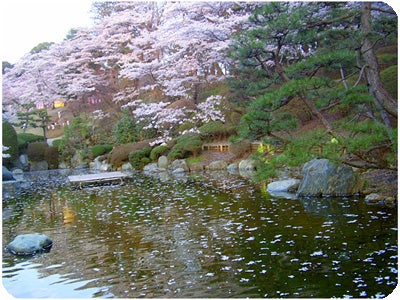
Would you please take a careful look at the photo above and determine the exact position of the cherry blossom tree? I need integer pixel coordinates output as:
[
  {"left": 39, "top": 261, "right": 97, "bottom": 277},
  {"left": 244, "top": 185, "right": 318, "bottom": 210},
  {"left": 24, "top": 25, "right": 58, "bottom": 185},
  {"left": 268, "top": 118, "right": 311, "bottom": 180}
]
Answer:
[
  {"left": 2, "top": 2, "right": 258, "bottom": 125},
  {"left": 123, "top": 94, "right": 227, "bottom": 145}
]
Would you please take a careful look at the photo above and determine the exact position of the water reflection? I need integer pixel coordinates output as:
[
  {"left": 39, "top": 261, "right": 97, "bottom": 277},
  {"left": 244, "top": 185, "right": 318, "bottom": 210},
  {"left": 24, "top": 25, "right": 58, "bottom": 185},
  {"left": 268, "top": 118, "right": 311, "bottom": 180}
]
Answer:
[{"left": 2, "top": 171, "right": 397, "bottom": 298}]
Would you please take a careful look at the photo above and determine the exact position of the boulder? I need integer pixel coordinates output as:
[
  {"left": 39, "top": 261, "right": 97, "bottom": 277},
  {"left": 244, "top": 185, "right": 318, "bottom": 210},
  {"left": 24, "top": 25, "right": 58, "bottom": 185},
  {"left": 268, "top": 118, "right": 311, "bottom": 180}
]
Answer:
[
  {"left": 91, "top": 156, "right": 111, "bottom": 172},
  {"left": 170, "top": 159, "right": 189, "bottom": 172},
  {"left": 297, "top": 158, "right": 362, "bottom": 197},
  {"left": 268, "top": 179, "right": 300, "bottom": 193},
  {"left": 19, "top": 154, "right": 29, "bottom": 169},
  {"left": 7, "top": 233, "right": 53, "bottom": 256},
  {"left": 172, "top": 167, "right": 186, "bottom": 174},
  {"left": 158, "top": 155, "right": 168, "bottom": 169},
  {"left": 2, "top": 166, "right": 15, "bottom": 181},
  {"left": 365, "top": 193, "right": 395, "bottom": 205},
  {"left": 365, "top": 193, "right": 384, "bottom": 203},
  {"left": 12, "top": 168, "right": 24, "bottom": 181},
  {"left": 121, "top": 162, "right": 133, "bottom": 171},
  {"left": 238, "top": 159, "right": 256, "bottom": 170},
  {"left": 208, "top": 160, "right": 228, "bottom": 170},
  {"left": 227, "top": 163, "right": 238, "bottom": 174},
  {"left": 143, "top": 163, "right": 160, "bottom": 173},
  {"left": 267, "top": 179, "right": 300, "bottom": 199},
  {"left": 30, "top": 160, "right": 49, "bottom": 171}
]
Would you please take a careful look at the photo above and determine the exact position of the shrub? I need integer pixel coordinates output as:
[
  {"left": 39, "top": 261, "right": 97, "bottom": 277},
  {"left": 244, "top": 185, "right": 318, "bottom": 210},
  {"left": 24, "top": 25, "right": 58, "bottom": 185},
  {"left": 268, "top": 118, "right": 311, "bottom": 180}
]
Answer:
[
  {"left": 44, "top": 146, "right": 59, "bottom": 169},
  {"left": 129, "top": 148, "right": 151, "bottom": 170},
  {"left": 168, "top": 134, "right": 202, "bottom": 159},
  {"left": 52, "top": 139, "right": 62, "bottom": 149},
  {"left": 198, "top": 121, "right": 227, "bottom": 139},
  {"left": 109, "top": 139, "right": 155, "bottom": 167},
  {"left": 58, "top": 117, "right": 90, "bottom": 164},
  {"left": 150, "top": 145, "right": 168, "bottom": 161},
  {"left": 91, "top": 144, "right": 113, "bottom": 157},
  {"left": 17, "top": 133, "right": 43, "bottom": 151},
  {"left": 114, "top": 111, "right": 139, "bottom": 145},
  {"left": 2, "top": 121, "right": 18, "bottom": 165},
  {"left": 27, "top": 142, "right": 49, "bottom": 161},
  {"left": 167, "top": 149, "right": 184, "bottom": 161}
]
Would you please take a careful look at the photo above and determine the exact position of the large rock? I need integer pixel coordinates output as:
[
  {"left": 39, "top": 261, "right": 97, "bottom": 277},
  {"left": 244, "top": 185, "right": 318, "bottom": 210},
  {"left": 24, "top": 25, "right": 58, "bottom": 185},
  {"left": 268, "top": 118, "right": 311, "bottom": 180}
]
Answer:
[
  {"left": 238, "top": 159, "right": 256, "bottom": 170},
  {"left": 30, "top": 160, "right": 49, "bottom": 171},
  {"left": 170, "top": 159, "right": 189, "bottom": 172},
  {"left": 227, "top": 163, "right": 238, "bottom": 174},
  {"left": 267, "top": 179, "right": 300, "bottom": 199},
  {"left": 19, "top": 154, "right": 29, "bottom": 170},
  {"left": 7, "top": 233, "right": 53, "bottom": 256},
  {"left": 2, "top": 166, "right": 15, "bottom": 181},
  {"left": 268, "top": 179, "right": 300, "bottom": 192},
  {"left": 92, "top": 156, "right": 111, "bottom": 172},
  {"left": 297, "top": 158, "right": 362, "bottom": 197},
  {"left": 157, "top": 155, "right": 168, "bottom": 169},
  {"left": 143, "top": 163, "right": 160, "bottom": 173},
  {"left": 12, "top": 168, "right": 24, "bottom": 181},
  {"left": 208, "top": 160, "right": 228, "bottom": 170},
  {"left": 121, "top": 162, "right": 133, "bottom": 171}
]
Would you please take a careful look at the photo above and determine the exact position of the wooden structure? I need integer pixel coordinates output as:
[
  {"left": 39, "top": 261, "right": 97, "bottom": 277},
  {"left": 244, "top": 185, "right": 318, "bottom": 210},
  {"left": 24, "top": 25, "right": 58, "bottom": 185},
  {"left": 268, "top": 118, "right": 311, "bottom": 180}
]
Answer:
[
  {"left": 250, "top": 141, "right": 264, "bottom": 152},
  {"left": 68, "top": 171, "right": 128, "bottom": 188},
  {"left": 202, "top": 141, "right": 265, "bottom": 153},
  {"left": 202, "top": 142, "right": 230, "bottom": 152}
]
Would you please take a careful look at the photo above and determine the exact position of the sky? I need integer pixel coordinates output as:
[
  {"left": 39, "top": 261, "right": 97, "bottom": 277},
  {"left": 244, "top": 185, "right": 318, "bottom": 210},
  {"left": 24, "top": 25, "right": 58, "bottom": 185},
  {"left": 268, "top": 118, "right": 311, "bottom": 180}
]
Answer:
[
  {"left": 1, "top": 0, "right": 94, "bottom": 63},
  {"left": 2, "top": 0, "right": 399, "bottom": 64}
]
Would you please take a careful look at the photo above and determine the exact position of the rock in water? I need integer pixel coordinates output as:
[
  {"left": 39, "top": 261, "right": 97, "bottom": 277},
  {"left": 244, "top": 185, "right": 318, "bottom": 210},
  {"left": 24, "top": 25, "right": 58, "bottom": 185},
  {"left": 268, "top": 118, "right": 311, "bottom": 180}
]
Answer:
[
  {"left": 297, "top": 158, "right": 362, "bottom": 197},
  {"left": 2, "top": 166, "right": 15, "bottom": 181},
  {"left": 7, "top": 233, "right": 53, "bottom": 255}
]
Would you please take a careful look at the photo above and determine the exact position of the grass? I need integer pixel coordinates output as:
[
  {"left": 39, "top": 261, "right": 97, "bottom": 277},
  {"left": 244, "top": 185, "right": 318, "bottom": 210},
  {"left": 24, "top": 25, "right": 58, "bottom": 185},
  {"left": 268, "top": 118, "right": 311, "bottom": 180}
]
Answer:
[{"left": 187, "top": 155, "right": 204, "bottom": 164}]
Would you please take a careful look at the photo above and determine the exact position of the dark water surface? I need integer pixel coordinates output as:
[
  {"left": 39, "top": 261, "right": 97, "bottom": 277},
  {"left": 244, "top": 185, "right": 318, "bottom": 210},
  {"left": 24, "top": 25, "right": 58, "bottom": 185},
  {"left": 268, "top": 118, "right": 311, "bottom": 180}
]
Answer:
[{"left": 2, "top": 170, "right": 397, "bottom": 298}]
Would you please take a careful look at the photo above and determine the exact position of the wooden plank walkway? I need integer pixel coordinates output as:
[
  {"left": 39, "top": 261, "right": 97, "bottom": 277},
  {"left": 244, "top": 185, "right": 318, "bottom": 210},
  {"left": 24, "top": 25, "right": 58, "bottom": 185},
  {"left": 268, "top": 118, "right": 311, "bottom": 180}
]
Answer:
[{"left": 68, "top": 171, "right": 128, "bottom": 188}]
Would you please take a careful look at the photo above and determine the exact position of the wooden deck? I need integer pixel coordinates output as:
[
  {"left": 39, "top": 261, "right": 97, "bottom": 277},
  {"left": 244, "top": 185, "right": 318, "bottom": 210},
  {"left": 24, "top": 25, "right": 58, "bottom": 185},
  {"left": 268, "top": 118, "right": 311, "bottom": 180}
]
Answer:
[{"left": 68, "top": 171, "right": 128, "bottom": 188}]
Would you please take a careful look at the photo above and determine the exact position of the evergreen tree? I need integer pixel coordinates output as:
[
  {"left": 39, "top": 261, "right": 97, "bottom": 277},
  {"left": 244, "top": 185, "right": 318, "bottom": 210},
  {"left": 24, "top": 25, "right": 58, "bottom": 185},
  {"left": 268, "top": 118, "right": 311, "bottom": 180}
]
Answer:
[
  {"left": 114, "top": 110, "right": 139, "bottom": 145},
  {"left": 229, "top": 2, "right": 397, "bottom": 171}
]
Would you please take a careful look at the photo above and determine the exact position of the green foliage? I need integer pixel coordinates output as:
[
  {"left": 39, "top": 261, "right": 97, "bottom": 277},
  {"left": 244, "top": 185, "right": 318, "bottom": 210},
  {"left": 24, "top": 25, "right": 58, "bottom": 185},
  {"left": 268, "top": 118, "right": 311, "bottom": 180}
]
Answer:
[
  {"left": 2, "top": 121, "right": 18, "bottom": 164},
  {"left": 114, "top": 110, "right": 138, "bottom": 145},
  {"left": 254, "top": 130, "right": 344, "bottom": 181},
  {"left": 27, "top": 142, "right": 49, "bottom": 162},
  {"left": 44, "top": 146, "right": 59, "bottom": 169},
  {"left": 198, "top": 121, "right": 234, "bottom": 140},
  {"left": 52, "top": 139, "right": 62, "bottom": 149},
  {"left": 129, "top": 146, "right": 152, "bottom": 170},
  {"left": 150, "top": 145, "right": 169, "bottom": 161},
  {"left": 378, "top": 53, "right": 397, "bottom": 66},
  {"left": 17, "top": 133, "right": 43, "bottom": 151},
  {"left": 58, "top": 117, "right": 91, "bottom": 164},
  {"left": 341, "top": 120, "right": 389, "bottom": 153},
  {"left": 91, "top": 144, "right": 113, "bottom": 157},
  {"left": 109, "top": 139, "right": 155, "bottom": 167},
  {"left": 168, "top": 135, "right": 202, "bottom": 160},
  {"left": 30, "top": 42, "right": 54, "bottom": 54},
  {"left": 380, "top": 65, "right": 398, "bottom": 99},
  {"left": 2, "top": 61, "right": 13, "bottom": 74}
]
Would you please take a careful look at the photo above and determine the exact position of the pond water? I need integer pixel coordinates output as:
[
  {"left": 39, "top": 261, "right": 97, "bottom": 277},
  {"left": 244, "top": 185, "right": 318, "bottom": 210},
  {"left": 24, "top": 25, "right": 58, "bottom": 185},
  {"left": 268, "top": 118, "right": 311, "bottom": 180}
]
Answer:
[{"left": 2, "top": 170, "right": 398, "bottom": 298}]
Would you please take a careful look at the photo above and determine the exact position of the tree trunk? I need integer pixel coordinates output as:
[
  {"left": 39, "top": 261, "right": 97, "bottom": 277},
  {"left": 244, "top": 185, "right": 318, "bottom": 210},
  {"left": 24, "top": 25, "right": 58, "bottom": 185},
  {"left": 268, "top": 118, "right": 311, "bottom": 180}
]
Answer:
[{"left": 360, "top": 2, "right": 397, "bottom": 120}]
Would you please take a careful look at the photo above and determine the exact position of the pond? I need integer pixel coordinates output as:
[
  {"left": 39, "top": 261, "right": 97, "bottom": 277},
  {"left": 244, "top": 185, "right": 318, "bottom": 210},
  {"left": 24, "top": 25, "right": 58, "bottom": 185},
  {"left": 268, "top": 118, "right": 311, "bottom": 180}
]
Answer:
[{"left": 2, "top": 170, "right": 398, "bottom": 298}]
